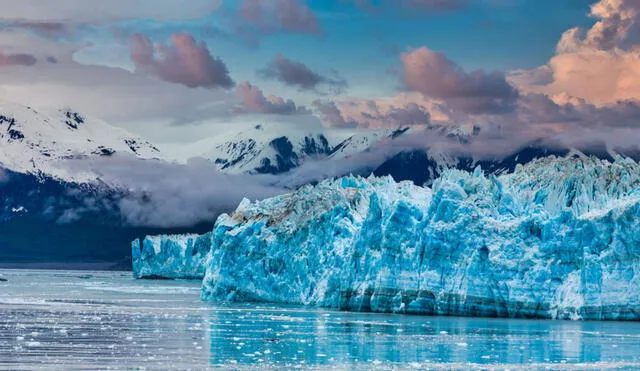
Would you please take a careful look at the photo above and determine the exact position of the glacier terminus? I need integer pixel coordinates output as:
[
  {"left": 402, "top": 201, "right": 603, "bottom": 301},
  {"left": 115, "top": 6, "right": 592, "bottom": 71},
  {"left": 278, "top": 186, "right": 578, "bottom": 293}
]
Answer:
[{"left": 135, "top": 156, "right": 640, "bottom": 321}]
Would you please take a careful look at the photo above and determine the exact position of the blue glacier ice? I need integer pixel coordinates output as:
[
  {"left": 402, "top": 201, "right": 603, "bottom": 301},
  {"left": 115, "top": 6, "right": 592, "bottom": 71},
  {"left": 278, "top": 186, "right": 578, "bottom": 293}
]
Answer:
[
  {"left": 131, "top": 233, "right": 212, "bottom": 279},
  {"left": 200, "top": 156, "right": 640, "bottom": 320}
]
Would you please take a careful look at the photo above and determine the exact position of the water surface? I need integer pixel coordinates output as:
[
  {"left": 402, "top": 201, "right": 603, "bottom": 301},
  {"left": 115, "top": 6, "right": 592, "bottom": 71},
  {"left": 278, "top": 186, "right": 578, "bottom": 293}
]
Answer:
[{"left": 1, "top": 269, "right": 639, "bottom": 370}]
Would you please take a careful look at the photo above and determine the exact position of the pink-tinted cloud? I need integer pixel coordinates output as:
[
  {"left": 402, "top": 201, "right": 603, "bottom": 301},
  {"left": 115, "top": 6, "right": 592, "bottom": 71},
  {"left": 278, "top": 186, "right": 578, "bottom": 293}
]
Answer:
[
  {"left": 239, "top": 0, "right": 321, "bottom": 35},
  {"left": 471, "top": 93, "right": 640, "bottom": 135},
  {"left": 0, "top": 51, "right": 37, "bottom": 66},
  {"left": 558, "top": 0, "right": 639, "bottom": 52},
  {"left": 547, "top": 48, "right": 640, "bottom": 104},
  {"left": 401, "top": 47, "right": 519, "bottom": 114},
  {"left": 508, "top": 66, "right": 554, "bottom": 89},
  {"left": 236, "top": 81, "right": 308, "bottom": 114},
  {"left": 514, "top": 0, "right": 640, "bottom": 105},
  {"left": 130, "top": 32, "right": 234, "bottom": 89},
  {"left": 313, "top": 99, "right": 359, "bottom": 128},
  {"left": 0, "top": 0, "right": 223, "bottom": 23},
  {"left": 260, "top": 54, "right": 347, "bottom": 93},
  {"left": 361, "top": 101, "right": 431, "bottom": 127},
  {"left": 313, "top": 96, "right": 433, "bottom": 129}
]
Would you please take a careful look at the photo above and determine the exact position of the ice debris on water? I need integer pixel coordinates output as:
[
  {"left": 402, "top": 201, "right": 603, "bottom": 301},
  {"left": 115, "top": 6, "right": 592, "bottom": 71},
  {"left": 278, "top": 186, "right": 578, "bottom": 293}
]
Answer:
[{"left": 131, "top": 233, "right": 212, "bottom": 280}]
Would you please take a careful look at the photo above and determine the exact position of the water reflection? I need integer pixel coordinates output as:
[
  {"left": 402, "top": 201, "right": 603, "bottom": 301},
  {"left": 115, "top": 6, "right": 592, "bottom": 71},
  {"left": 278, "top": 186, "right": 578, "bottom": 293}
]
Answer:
[
  {"left": 1, "top": 270, "right": 639, "bottom": 370},
  {"left": 206, "top": 305, "right": 640, "bottom": 369}
]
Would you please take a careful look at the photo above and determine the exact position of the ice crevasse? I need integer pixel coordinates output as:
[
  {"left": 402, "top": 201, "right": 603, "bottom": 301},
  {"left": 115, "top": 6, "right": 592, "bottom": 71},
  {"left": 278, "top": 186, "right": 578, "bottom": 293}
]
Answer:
[{"left": 199, "top": 156, "right": 640, "bottom": 320}]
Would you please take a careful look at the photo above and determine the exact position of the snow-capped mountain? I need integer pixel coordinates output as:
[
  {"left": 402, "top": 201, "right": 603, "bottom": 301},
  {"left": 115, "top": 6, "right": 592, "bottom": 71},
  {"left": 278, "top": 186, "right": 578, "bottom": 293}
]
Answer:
[
  {"left": 164, "top": 120, "right": 640, "bottom": 189},
  {"left": 0, "top": 100, "right": 161, "bottom": 181},
  {"left": 168, "top": 122, "right": 395, "bottom": 175},
  {"left": 2, "top": 99, "right": 638, "bottom": 267},
  {"left": 328, "top": 128, "right": 398, "bottom": 160},
  {"left": 0, "top": 101, "right": 209, "bottom": 266},
  {"left": 161, "top": 120, "right": 526, "bottom": 183},
  {"left": 210, "top": 123, "right": 334, "bottom": 174}
]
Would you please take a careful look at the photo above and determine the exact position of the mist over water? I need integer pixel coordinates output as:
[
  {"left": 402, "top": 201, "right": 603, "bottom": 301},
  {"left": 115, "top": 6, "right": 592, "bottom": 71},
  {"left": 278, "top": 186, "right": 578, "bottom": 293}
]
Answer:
[{"left": 1, "top": 270, "right": 640, "bottom": 370}]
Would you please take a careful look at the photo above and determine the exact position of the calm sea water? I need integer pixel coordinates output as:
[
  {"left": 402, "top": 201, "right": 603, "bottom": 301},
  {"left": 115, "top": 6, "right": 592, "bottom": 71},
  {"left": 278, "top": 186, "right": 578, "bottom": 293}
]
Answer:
[{"left": 1, "top": 269, "right": 639, "bottom": 370}]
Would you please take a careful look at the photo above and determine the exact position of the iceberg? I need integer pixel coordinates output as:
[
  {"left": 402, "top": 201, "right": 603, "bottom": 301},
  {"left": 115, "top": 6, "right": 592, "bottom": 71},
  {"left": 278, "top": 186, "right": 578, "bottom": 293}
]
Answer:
[
  {"left": 201, "top": 156, "right": 640, "bottom": 320},
  {"left": 132, "top": 233, "right": 212, "bottom": 279}
]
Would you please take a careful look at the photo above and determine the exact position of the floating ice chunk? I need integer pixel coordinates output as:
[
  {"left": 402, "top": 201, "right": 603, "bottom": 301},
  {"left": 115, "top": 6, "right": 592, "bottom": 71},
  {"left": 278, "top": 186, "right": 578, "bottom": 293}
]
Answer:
[{"left": 132, "top": 233, "right": 213, "bottom": 280}]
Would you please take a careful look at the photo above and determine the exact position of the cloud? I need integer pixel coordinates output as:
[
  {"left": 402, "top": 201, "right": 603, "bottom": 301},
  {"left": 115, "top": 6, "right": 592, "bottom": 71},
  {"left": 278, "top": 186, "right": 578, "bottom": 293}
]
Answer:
[
  {"left": 545, "top": 48, "right": 640, "bottom": 104},
  {"left": 4, "top": 22, "right": 77, "bottom": 39},
  {"left": 59, "top": 155, "right": 285, "bottom": 228},
  {"left": 557, "top": 0, "right": 639, "bottom": 52},
  {"left": 513, "top": 0, "right": 640, "bottom": 106},
  {"left": 260, "top": 54, "right": 348, "bottom": 93},
  {"left": 238, "top": 0, "right": 322, "bottom": 35},
  {"left": 390, "top": 103, "right": 432, "bottom": 126},
  {"left": 313, "top": 95, "right": 435, "bottom": 129},
  {"left": 508, "top": 66, "right": 554, "bottom": 89},
  {"left": 130, "top": 32, "right": 234, "bottom": 89},
  {"left": 313, "top": 99, "right": 359, "bottom": 128},
  {"left": 236, "top": 81, "right": 309, "bottom": 114},
  {"left": 400, "top": 47, "right": 519, "bottom": 114},
  {"left": 364, "top": 102, "right": 431, "bottom": 127},
  {"left": 0, "top": 0, "right": 223, "bottom": 23},
  {"left": 467, "top": 92, "right": 640, "bottom": 139},
  {"left": 0, "top": 51, "right": 37, "bottom": 66},
  {"left": 0, "top": 31, "right": 239, "bottom": 133}
]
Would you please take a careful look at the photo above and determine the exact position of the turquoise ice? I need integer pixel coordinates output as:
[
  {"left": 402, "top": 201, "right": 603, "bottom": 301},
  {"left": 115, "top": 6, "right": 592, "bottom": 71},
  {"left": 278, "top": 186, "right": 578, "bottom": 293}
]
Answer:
[
  {"left": 132, "top": 233, "right": 212, "bottom": 279},
  {"left": 201, "top": 156, "right": 640, "bottom": 320}
]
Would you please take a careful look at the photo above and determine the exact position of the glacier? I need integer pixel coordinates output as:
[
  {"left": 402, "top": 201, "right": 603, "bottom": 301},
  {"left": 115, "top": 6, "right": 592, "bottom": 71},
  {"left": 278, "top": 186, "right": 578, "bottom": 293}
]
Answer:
[
  {"left": 199, "top": 156, "right": 640, "bottom": 320},
  {"left": 132, "top": 233, "right": 212, "bottom": 279}
]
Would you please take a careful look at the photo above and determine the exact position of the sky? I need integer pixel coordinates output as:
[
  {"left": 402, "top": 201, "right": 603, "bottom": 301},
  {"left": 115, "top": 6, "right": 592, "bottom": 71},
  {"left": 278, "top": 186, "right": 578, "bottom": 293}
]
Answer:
[{"left": 0, "top": 0, "right": 638, "bottom": 148}]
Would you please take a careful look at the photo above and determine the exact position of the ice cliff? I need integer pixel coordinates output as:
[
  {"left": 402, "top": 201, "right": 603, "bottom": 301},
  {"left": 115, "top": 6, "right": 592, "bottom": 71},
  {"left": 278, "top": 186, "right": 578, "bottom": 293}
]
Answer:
[
  {"left": 132, "top": 233, "right": 212, "bottom": 279},
  {"left": 201, "top": 156, "right": 640, "bottom": 320}
]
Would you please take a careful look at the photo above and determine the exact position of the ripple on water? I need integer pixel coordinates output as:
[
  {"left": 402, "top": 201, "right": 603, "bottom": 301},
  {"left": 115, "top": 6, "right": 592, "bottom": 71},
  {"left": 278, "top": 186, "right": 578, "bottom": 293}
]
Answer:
[{"left": 1, "top": 269, "right": 640, "bottom": 370}]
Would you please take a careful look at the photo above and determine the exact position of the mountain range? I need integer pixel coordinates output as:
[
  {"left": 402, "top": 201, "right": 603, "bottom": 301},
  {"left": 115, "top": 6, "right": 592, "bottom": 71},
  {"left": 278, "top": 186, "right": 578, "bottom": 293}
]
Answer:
[{"left": 1, "top": 99, "right": 638, "bottom": 266}]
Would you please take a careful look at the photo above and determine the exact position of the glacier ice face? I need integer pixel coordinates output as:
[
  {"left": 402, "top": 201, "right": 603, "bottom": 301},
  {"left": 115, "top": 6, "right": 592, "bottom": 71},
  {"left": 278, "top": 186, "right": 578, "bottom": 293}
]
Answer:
[
  {"left": 202, "top": 156, "right": 640, "bottom": 320},
  {"left": 132, "top": 233, "right": 212, "bottom": 279}
]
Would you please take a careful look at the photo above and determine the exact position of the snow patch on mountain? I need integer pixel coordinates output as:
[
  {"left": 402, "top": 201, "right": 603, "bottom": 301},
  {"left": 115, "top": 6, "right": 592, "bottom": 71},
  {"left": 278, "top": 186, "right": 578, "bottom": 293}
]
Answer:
[
  {"left": 0, "top": 100, "right": 161, "bottom": 181},
  {"left": 163, "top": 122, "right": 395, "bottom": 175}
]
